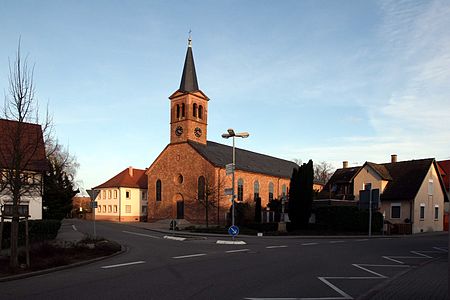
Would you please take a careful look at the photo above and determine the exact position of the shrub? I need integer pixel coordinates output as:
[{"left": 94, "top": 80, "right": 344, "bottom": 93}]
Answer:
[
  {"left": 1, "top": 219, "right": 62, "bottom": 249},
  {"left": 314, "top": 206, "right": 382, "bottom": 232}
]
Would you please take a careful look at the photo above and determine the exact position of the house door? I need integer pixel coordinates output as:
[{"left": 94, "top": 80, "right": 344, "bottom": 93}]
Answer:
[{"left": 176, "top": 201, "right": 184, "bottom": 219}]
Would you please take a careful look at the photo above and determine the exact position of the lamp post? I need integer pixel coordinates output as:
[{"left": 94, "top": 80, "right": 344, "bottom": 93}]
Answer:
[{"left": 222, "top": 128, "right": 249, "bottom": 227}]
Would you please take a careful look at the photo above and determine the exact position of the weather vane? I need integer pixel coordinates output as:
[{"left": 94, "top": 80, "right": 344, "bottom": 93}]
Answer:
[{"left": 188, "top": 29, "right": 192, "bottom": 47}]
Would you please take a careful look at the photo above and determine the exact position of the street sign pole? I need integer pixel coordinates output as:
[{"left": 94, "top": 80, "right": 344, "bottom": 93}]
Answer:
[{"left": 369, "top": 187, "right": 372, "bottom": 238}]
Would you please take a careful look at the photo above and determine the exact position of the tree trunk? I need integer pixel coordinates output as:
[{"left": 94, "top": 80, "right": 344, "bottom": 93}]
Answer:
[{"left": 10, "top": 216, "right": 19, "bottom": 269}]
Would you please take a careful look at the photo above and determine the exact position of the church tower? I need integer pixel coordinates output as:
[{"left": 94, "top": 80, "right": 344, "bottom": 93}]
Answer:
[{"left": 169, "top": 37, "right": 209, "bottom": 145}]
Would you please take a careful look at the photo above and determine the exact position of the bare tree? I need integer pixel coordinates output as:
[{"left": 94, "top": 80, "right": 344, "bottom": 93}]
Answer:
[
  {"left": 1, "top": 40, "right": 52, "bottom": 269},
  {"left": 292, "top": 158, "right": 302, "bottom": 166},
  {"left": 314, "top": 161, "right": 334, "bottom": 184}
]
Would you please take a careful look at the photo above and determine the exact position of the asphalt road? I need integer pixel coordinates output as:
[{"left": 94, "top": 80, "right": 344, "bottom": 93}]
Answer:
[{"left": 0, "top": 219, "right": 447, "bottom": 300}]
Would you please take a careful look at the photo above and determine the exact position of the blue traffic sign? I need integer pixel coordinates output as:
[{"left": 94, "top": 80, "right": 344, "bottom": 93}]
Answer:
[{"left": 228, "top": 225, "right": 239, "bottom": 237}]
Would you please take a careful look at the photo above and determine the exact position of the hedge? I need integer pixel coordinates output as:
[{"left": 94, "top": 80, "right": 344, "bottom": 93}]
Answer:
[
  {"left": 314, "top": 206, "right": 383, "bottom": 232},
  {"left": 1, "top": 219, "right": 62, "bottom": 249}
]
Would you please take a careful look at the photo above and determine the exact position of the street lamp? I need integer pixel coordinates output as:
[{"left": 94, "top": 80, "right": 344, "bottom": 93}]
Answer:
[{"left": 222, "top": 128, "right": 249, "bottom": 227}]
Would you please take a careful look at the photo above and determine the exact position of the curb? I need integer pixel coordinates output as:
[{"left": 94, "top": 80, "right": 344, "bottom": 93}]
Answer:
[
  {"left": 0, "top": 245, "right": 127, "bottom": 283},
  {"left": 216, "top": 240, "right": 247, "bottom": 245}
]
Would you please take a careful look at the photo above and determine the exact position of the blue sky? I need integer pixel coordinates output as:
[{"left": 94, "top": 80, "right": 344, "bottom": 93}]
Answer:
[{"left": 1, "top": 0, "right": 449, "bottom": 190}]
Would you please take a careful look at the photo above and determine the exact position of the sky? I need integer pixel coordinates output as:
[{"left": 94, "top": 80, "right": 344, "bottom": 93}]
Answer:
[{"left": 1, "top": 0, "right": 449, "bottom": 191}]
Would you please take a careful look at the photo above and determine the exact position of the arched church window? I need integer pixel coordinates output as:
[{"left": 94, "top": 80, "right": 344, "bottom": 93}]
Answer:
[
  {"left": 237, "top": 178, "right": 244, "bottom": 201},
  {"left": 193, "top": 103, "right": 197, "bottom": 117},
  {"left": 198, "top": 176, "right": 205, "bottom": 201},
  {"left": 198, "top": 105, "right": 203, "bottom": 119},
  {"left": 156, "top": 179, "right": 162, "bottom": 201},
  {"left": 268, "top": 182, "right": 274, "bottom": 201},
  {"left": 282, "top": 184, "right": 287, "bottom": 197},
  {"left": 176, "top": 104, "right": 180, "bottom": 119},
  {"left": 254, "top": 180, "right": 259, "bottom": 200},
  {"left": 181, "top": 103, "right": 185, "bottom": 118}
]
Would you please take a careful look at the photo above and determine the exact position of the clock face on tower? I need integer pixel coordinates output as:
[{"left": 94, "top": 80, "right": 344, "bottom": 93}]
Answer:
[
  {"left": 194, "top": 127, "right": 202, "bottom": 137},
  {"left": 175, "top": 126, "right": 183, "bottom": 136}
]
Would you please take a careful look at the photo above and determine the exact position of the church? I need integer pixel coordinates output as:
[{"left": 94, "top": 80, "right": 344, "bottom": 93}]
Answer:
[{"left": 145, "top": 38, "right": 300, "bottom": 225}]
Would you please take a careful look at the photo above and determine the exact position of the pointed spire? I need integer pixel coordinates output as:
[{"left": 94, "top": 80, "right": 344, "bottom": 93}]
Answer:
[{"left": 179, "top": 35, "right": 199, "bottom": 92}]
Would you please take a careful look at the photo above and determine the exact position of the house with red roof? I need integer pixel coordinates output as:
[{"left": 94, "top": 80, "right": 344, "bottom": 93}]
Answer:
[
  {"left": 93, "top": 167, "right": 148, "bottom": 222},
  {"left": 0, "top": 119, "right": 49, "bottom": 220}
]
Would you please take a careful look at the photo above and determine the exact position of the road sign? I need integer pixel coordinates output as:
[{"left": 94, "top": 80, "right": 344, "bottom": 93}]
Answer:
[
  {"left": 224, "top": 188, "right": 233, "bottom": 195},
  {"left": 228, "top": 225, "right": 239, "bottom": 237},
  {"left": 90, "top": 201, "right": 98, "bottom": 208},
  {"left": 87, "top": 189, "right": 100, "bottom": 200},
  {"left": 226, "top": 163, "right": 235, "bottom": 175}
]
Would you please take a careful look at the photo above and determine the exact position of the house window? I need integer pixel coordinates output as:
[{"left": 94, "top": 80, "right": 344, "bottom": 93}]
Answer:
[
  {"left": 142, "top": 191, "right": 146, "bottom": 200},
  {"left": 125, "top": 205, "right": 131, "bottom": 213},
  {"left": 237, "top": 178, "right": 244, "bottom": 201},
  {"left": 108, "top": 190, "right": 112, "bottom": 199},
  {"left": 198, "top": 176, "right": 205, "bottom": 201},
  {"left": 114, "top": 190, "right": 117, "bottom": 199},
  {"left": 428, "top": 179, "right": 434, "bottom": 196},
  {"left": 108, "top": 205, "right": 112, "bottom": 213},
  {"left": 268, "top": 182, "right": 274, "bottom": 201},
  {"left": 98, "top": 207, "right": 101, "bottom": 213},
  {"left": 420, "top": 204, "right": 425, "bottom": 220},
  {"left": 181, "top": 103, "right": 185, "bottom": 118},
  {"left": 156, "top": 179, "right": 162, "bottom": 201},
  {"left": 254, "top": 180, "right": 259, "bottom": 200},
  {"left": 198, "top": 105, "right": 203, "bottom": 119},
  {"left": 363, "top": 183, "right": 372, "bottom": 190},
  {"left": 113, "top": 205, "right": 117, "bottom": 213},
  {"left": 126, "top": 190, "right": 131, "bottom": 199},
  {"left": 391, "top": 203, "right": 401, "bottom": 219},
  {"left": 142, "top": 206, "right": 147, "bottom": 214},
  {"left": 282, "top": 184, "right": 287, "bottom": 197},
  {"left": 176, "top": 104, "right": 180, "bottom": 119},
  {"left": 103, "top": 205, "right": 106, "bottom": 213},
  {"left": 102, "top": 190, "right": 106, "bottom": 199},
  {"left": 434, "top": 205, "right": 439, "bottom": 220},
  {"left": 193, "top": 103, "right": 197, "bottom": 117}
]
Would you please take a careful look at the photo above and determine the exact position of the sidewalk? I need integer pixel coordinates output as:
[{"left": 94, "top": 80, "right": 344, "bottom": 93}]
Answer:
[{"left": 360, "top": 256, "right": 448, "bottom": 300}]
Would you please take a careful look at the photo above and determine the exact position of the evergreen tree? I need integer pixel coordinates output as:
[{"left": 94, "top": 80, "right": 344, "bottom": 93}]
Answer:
[
  {"left": 288, "top": 160, "right": 314, "bottom": 229},
  {"left": 254, "top": 197, "right": 262, "bottom": 223}
]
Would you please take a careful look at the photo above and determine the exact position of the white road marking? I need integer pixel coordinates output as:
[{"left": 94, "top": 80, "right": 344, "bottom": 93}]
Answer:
[
  {"left": 216, "top": 240, "right": 247, "bottom": 245},
  {"left": 329, "top": 241, "right": 344, "bottom": 244},
  {"left": 433, "top": 247, "right": 448, "bottom": 252},
  {"left": 173, "top": 253, "right": 206, "bottom": 259},
  {"left": 226, "top": 249, "right": 250, "bottom": 253},
  {"left": 72, "top": 225, "right": 77, "bottom": 231},
  {"left": 101, "top": 261, "right": 145, "bottom": 269},
  {"left": 382, "top": 256, "right": 405, "bottom": 264},
  {"left": 266, "top": 245, "right": 288, "bottom": 249},
  {"left": 302, "top": 242, "right": 318, "bottom": 246},
  {"left": 163, "top": 235, "right": 186, "bottom": 241},
  {"left": 122, "top": 230, "right": 160, "bottom": 239},
  {"left": 355, "top": 239, "right": 368, "bottom": 242}
]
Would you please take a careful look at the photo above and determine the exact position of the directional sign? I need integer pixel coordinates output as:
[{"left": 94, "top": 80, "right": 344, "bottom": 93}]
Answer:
[
  {"left": 224, "top": 188, "right": 233, "bottom": 195},
  {"left": 87, "top": 189, "right": 100, "bottom": 201},
  {"left": 228, "top": 225, "right": 239, "bottom": 237}
]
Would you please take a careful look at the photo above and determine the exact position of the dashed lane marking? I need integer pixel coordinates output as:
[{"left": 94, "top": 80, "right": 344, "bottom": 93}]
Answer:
[
  {"left": 226, "top": 249, "right": 250, "bottom": 253},
  {"left": 302, "top": 242, "right": 318, "bottom": 246},
  {"left": 329, "top": 241, "right": 344, "bottom": 244},
  {"left": 122, "top": 230, "right": 160, "bottom": 239},
  {"left": 173, "top": 253, "right": 206, "bottom": 259},
  {"left": 266, "top": 245, "right": 288, "bottom": 249},
  {"left": 101, "top": 261, "right": 145, "bottom": 269},
  {"left": 72, "top": 225, "right": 77, "bottom": 231},
  {"left": 355, "top": 239, "right": 368, "bottom": 242}
]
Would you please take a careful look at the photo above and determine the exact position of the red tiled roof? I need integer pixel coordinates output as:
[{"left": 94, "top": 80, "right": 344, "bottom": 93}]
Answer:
[
  {"left": 94, "top": 167, "right": 147, "bottom": 189},
  {"left": 437, "top": 160, "right": 450, "bottom": 192},
  {"left": 0, "top": 119, "right": 48, "bottom": 172}
]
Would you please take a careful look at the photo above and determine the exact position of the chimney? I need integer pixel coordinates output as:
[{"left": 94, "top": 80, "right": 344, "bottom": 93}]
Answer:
[
  {"left": 343, "top": 161, "right": 348, "bottom": 169},
  {"left": 391, "top": 154, "right": 397, "bottom": 163},
  {"left": 128, "top": 166, "right": 133, "bottom": 177}
]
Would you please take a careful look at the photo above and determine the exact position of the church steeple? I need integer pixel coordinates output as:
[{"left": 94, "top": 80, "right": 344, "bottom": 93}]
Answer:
[
  {"left": 179, "top": 36, "right": 199, "bottom": 92},
  {"left": 169, "top": 36, "right": 209, "bottom": 145}
]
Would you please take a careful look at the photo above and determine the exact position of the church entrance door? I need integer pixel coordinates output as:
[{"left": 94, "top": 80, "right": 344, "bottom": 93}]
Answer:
[{"left": 176, "top": 201, "right": 184, "bottom": 219}]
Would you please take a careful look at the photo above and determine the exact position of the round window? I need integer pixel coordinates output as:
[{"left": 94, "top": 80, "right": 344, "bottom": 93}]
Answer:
[{"left": 177, "top": 174, "right": 183, "bottom": 184}]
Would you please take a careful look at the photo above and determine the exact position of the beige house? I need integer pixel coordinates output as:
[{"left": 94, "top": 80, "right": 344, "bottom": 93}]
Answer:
[
  {"left": 93, "top": 167, "right": 148, "bottom": 222},
  {"left": 320, "top": 155, "right": 448, "bottom": 233}
]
